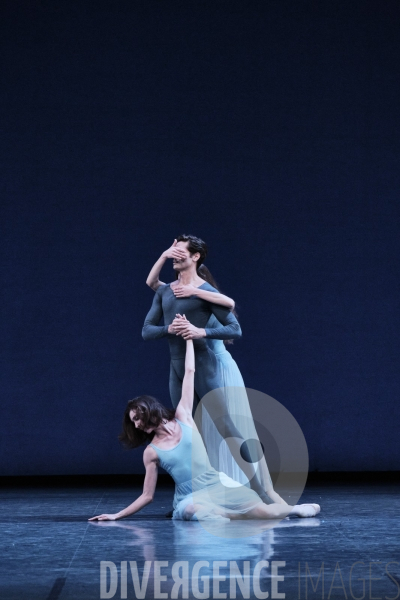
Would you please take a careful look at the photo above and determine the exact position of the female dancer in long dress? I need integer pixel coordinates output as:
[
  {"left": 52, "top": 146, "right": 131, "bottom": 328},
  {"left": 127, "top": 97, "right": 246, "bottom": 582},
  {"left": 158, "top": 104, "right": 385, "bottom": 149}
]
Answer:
[
  {"left": 145, "top": 239, "right": 285, "bottom": 505},
  {"left": 89, "top": 335, "right": 320, "bottom": 522},
  {"left": 143, "top": 235, "right": 278, "bottom": 505}
]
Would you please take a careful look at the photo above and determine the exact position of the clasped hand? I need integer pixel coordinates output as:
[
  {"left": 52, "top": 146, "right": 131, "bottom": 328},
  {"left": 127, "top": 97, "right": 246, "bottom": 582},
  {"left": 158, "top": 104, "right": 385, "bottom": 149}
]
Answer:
[{"left": 168, "top": 314, "right": 206, "bottom": 340}]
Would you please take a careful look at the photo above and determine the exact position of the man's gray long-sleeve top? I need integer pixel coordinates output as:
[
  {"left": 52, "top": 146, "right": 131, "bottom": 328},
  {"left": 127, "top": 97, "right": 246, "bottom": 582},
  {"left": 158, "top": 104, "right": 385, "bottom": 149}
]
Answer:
[{"left": 142, "top": 282, "right": 241, "bottom": 358}]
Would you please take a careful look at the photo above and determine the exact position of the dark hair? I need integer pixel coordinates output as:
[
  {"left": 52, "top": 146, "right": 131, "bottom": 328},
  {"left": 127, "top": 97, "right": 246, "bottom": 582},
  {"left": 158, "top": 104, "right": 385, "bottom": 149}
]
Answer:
[
  {"left": 175, "top": 234, "right": 238, "bottom": 345},
  {"left": 176, "top": 234, "right": 208, "bottom": 269},
  {"left": 118, "top": 395, "right": 175, "bottom": 449}
]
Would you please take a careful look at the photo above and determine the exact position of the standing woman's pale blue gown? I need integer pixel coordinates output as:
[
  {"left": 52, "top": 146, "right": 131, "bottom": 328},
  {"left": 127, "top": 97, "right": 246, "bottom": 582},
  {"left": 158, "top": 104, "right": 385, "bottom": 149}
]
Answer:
[{"left": 202, "top": 314, "right": 273, "bottom": 495}]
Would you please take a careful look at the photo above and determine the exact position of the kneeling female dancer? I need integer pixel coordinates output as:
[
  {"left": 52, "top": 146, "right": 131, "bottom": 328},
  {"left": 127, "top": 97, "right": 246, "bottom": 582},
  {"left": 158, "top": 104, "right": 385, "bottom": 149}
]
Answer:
[{"left": 89, "top": 332, "right": 320, "bottom": 522}]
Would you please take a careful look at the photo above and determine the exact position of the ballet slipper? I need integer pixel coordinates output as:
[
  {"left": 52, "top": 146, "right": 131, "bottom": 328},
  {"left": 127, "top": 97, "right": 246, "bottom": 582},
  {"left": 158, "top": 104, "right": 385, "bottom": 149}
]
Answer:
[{"left": 290, "top": 503, "right": 321, "bottom": 518}]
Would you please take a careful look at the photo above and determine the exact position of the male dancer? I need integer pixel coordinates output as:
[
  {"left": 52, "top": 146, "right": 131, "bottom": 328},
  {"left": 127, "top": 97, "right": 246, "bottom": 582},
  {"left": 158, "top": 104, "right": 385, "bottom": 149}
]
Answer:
[{"left": 142, "top": 234, "right": 272, "bottom": 505}]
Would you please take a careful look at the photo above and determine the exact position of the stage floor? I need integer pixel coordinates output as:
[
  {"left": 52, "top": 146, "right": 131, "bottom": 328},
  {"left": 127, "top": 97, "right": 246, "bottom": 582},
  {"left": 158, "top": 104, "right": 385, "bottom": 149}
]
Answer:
[{"left": 0, "top": 481, "right": 399, "bottom": 600}]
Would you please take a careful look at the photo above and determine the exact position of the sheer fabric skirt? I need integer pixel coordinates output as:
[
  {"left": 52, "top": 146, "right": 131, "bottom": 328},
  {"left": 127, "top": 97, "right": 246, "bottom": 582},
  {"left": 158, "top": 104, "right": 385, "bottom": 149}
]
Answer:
[
  {"left": 172, "top": 470, "right": 263, "bottom": 522},
  {"left": 201, "top": 350, "right": 273, "bottom": 493}
]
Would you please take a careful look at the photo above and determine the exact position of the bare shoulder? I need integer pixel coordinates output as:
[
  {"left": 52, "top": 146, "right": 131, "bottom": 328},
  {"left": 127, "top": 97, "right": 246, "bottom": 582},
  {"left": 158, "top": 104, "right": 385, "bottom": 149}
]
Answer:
[
  {"left": 143, "top": 445, "right": 158, "bottom": 464},
  {"left": 174, "top": 408, "right": 198, "bottom": 431}
]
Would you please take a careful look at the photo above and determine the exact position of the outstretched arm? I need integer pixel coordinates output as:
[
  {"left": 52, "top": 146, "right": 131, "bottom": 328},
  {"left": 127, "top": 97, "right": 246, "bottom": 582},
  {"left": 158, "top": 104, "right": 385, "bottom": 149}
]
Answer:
[
  {"left": 175, "top": 331, "right": 195, "bottom": 426},
  {"left": 172, "top": 284, "right": 235, "bottom": 309},
  {"left": 146, "top": 240, "right": 187, "bottom": 291},
  {"left": 88, "top": 448, "right": 158, "bottom": 521}
]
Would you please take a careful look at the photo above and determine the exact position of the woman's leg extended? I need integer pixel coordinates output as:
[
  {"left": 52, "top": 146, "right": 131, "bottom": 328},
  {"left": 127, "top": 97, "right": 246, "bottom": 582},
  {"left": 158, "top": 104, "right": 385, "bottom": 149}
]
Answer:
[{"left": 244, "top": 503, "right": 321, "bottom": 519}]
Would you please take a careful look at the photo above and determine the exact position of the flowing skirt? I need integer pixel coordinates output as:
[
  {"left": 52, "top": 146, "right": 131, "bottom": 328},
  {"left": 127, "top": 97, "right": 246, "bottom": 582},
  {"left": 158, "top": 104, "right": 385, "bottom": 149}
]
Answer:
[
  {"left": 172, "top": 469, "right": 263, "bottom": 521},
  {"left": 201, "top": 350, "right": 273, "bottom": 493}
]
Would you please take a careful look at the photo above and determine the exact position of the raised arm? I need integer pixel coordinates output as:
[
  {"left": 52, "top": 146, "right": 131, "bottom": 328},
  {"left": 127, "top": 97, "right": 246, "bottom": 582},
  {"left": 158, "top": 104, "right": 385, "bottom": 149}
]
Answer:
[
  {"left": 172, "top": 283, "right": 235, "bottom": 309},
  {"left": 146, "top": 240, "right": 187, "bottom": 291},
  {"left": 146, "top": 255, "right": 167, "bottom": 291},
  {"left": 175, "top": 333, "right": 195, "bottom": 425},
  {"left": 88, "top": 447, "right": 158, "bottom": 521}
]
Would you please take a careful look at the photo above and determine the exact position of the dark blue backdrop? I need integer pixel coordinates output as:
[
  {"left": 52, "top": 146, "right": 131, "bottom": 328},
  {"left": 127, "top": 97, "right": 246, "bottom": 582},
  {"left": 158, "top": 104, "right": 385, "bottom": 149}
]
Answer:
[{"left": 1, "top": 0, "right": 399, "bottom": 475}]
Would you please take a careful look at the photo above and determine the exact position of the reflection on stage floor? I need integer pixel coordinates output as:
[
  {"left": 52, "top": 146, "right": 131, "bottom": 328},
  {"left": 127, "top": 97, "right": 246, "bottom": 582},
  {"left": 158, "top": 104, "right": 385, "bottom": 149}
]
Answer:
[{"left": 0, "top": 480, "right": 399, "bottom": 599}]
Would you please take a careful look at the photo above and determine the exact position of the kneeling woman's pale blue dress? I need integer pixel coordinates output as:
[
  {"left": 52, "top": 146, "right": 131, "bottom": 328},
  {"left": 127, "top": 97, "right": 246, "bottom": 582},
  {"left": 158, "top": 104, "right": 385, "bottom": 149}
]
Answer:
[{"left": 149, "top": 419, "right": 263, "bottom": 521}]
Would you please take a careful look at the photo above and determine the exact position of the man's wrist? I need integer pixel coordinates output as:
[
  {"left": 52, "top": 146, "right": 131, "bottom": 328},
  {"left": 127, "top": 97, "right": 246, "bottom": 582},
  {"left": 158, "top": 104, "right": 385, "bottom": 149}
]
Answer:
[{"left": 199, "top": 328, "right": 207, "bottom": 338}]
